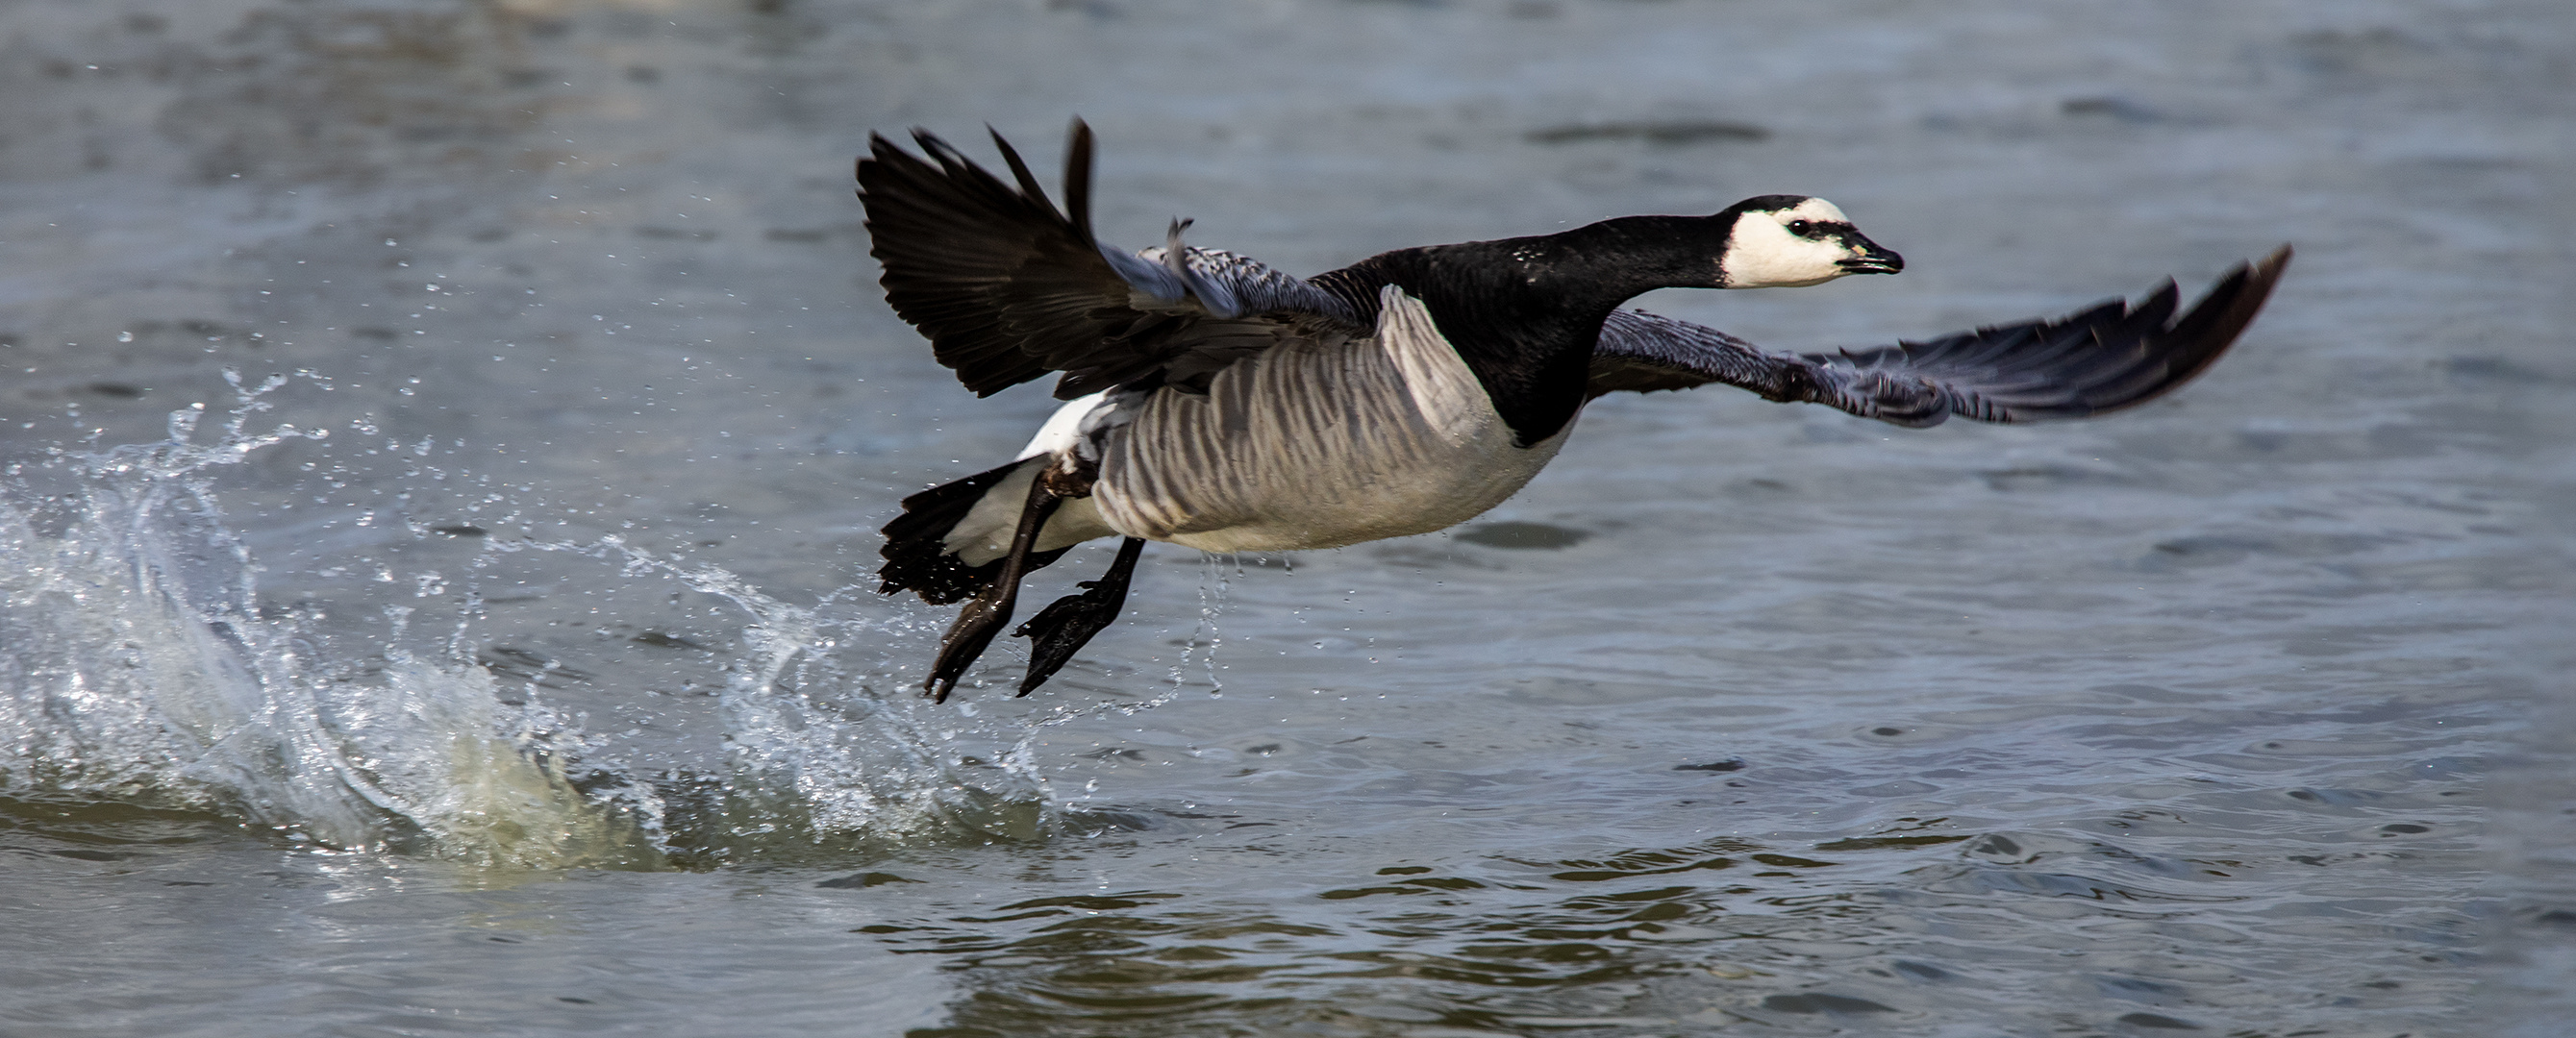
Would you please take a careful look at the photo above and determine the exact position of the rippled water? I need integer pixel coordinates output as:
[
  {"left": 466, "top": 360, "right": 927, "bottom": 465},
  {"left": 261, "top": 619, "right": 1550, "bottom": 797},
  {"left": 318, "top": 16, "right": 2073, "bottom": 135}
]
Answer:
[{"left": 4, "top": 1, "right": 2570, "bottom": 1035}]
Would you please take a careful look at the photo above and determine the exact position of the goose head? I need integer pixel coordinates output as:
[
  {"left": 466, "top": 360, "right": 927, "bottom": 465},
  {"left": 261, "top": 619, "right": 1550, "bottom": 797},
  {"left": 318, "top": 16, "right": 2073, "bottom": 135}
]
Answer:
[{"left": 1714, "top": 195, "right": 1904, "bottom": 288}]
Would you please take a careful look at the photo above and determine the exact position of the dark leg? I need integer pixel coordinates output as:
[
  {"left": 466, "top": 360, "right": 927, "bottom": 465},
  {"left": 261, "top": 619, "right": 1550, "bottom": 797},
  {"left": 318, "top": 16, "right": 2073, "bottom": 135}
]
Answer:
[
  {"left": 1012, "top": 536, "right": 1146, "bottom": 696},
  {"left": 924, "top": 471, "right": 1063, "bottom": 703}
]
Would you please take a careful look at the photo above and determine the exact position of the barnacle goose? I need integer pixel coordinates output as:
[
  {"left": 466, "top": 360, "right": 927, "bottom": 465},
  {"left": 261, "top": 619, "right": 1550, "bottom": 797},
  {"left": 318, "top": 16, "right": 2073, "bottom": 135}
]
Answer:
[{"left": 857, "top": 120, "right": 2290, "bottom": 701}]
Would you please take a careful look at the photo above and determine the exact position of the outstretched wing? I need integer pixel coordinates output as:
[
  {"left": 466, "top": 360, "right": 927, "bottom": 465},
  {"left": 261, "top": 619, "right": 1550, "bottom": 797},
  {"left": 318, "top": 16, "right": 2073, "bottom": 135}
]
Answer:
[
  {"left": 1588, "top": 246, "right": 2292, "bottom": 427},
  {"left": 859, "top": 119, "right": 1366, "bottom": 398}
]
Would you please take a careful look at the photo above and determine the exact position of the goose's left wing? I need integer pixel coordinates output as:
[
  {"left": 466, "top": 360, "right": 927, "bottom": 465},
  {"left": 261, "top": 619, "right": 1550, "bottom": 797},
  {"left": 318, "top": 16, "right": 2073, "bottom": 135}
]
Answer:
[
  {"left": 860, "top": 120, "right": 1369, "bottom": 399},
  {"left": 1588, "top": 246, "right": 2291, "bottom": 427}
]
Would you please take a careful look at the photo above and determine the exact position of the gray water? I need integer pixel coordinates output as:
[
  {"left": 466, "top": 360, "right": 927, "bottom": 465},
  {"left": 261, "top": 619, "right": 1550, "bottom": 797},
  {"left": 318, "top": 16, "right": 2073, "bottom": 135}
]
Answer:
[{"left": 4, "top": 1, "right": 2571, "bottom": 1035}]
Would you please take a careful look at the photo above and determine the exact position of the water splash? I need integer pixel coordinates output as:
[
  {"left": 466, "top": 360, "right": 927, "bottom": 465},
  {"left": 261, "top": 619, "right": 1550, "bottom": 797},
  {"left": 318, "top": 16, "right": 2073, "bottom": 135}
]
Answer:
[
  {"left": 0, "top": 373, "right": 655, "bottom": 868},
  {"left": 1, "top": 377, "right": 1218, "bottom": 868},
  {"left": 471, "top": 535, "right": 1074, "bottom": 862}
]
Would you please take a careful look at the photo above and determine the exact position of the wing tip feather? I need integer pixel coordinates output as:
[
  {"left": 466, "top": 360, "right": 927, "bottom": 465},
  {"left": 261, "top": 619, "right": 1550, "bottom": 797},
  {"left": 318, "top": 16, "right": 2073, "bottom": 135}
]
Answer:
[{"left": 2063, "top": 242, "right": 2294, "bottom": 419}]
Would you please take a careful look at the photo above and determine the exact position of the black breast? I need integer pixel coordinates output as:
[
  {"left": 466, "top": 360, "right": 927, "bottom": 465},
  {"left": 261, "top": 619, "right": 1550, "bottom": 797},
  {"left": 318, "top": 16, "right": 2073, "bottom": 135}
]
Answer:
[{"left": 1309, "top": 244, "right": 1624, "bottom": 447}]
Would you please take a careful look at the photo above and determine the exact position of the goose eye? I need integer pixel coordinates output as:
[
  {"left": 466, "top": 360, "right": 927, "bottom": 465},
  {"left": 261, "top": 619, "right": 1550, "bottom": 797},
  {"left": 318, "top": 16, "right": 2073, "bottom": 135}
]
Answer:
[{"left": 1787, "top": 220, "right": 1813, "bottom": 236}]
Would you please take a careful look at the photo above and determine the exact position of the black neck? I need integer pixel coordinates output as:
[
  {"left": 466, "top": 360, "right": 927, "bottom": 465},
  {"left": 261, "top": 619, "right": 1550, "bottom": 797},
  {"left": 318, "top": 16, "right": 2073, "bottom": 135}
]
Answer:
[{"left": 1310, "top": 214, "right": 1729, "bottom": 445}]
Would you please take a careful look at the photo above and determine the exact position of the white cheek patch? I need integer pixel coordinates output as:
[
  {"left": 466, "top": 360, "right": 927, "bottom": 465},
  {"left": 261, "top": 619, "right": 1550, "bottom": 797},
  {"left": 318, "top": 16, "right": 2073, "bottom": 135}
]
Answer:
[{"left": 1720, "top": 210, "right": 1848, "bottom": 288}]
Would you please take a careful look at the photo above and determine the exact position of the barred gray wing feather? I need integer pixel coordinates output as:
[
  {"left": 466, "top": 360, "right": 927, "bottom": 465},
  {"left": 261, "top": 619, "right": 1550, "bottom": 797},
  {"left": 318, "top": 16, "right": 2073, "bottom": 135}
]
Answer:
[
  {"left": 1588, "top": 246, "right": 2291, "bottom": 427},
  {"left": 859, "top": 120, "right": 1366, "bottom": 399}
]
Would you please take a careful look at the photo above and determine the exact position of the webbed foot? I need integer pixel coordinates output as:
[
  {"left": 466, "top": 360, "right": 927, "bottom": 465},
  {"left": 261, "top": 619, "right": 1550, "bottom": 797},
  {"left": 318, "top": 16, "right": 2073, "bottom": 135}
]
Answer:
[
  {"left": 1012, "top": 536, "right": 1144, "bottom": 696},
  {"left": 926, "top": 588, "right": 1015, "bottom": 703},
  {"left": 921, "top": 469, "right": 1064, "bottom": 703}
]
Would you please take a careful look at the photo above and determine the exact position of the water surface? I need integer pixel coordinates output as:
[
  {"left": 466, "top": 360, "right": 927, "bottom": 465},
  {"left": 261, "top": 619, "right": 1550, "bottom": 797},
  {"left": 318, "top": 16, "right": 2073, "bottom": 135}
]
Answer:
[{"left": 4, "top": 1, "right": 2571, "bottom": 1035}]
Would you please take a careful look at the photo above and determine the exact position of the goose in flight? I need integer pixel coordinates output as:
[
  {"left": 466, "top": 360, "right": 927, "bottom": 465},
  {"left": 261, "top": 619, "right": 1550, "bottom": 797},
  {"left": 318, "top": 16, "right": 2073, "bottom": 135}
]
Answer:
[{"left": 856, "top": 120, "right": 2289, "bottom": 702}]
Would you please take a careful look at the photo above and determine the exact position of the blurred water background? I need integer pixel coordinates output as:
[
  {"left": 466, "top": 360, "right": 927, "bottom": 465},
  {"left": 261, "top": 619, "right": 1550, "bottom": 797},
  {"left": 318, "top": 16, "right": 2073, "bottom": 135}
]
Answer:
[{"left": 3, "top": 1, "right": 2571, "bottom": 1035}]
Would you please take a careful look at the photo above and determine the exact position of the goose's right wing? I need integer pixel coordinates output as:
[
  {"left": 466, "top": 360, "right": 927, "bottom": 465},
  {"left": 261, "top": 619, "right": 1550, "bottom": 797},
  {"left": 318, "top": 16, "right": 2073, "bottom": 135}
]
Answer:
[
  {"left": 860, "top": 120, "right": 1367, "bottom": 399},
  {"left": 1588, "top": 246, "right": 2291, "bottom": 427}
]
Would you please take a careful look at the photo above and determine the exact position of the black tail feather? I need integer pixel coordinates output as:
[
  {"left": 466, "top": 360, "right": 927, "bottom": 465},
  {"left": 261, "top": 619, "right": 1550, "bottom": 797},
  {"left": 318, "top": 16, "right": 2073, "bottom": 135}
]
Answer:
[{"left": 878, "top": 460, "right": 1071, "bottom": 605}]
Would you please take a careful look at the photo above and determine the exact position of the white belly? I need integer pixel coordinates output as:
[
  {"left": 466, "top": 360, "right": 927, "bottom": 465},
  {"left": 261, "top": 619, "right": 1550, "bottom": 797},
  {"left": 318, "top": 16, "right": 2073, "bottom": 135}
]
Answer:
[{"left": 1092, "top": 286, "right": 1570, "bottom": 554}]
